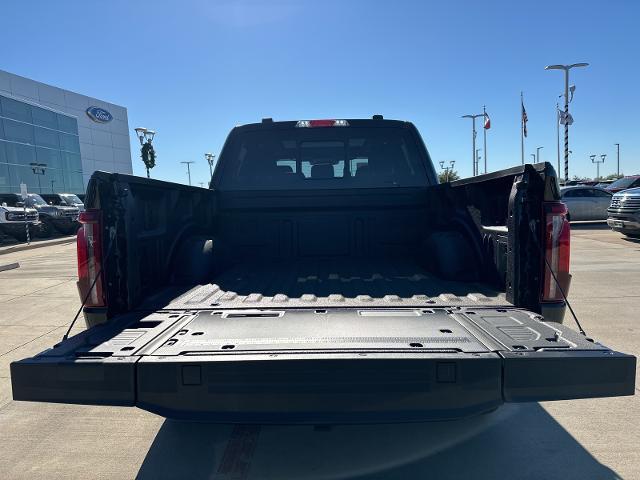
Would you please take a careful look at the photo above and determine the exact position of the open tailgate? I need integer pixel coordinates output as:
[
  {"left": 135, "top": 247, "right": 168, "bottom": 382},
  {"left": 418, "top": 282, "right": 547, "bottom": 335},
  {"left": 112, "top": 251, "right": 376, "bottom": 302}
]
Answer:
[{"left": 11, "top": 307, "right": 635, "bottom": 423}]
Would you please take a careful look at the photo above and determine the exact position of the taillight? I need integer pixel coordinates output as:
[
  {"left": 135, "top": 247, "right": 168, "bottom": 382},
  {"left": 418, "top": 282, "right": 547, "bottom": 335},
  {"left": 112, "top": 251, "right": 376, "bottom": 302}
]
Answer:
[
  {"left": 77, "top": 209, "right": 105, "bottom": 307},
  {"left": 542, "top": 202, "right": 571, "bottom": 302}
]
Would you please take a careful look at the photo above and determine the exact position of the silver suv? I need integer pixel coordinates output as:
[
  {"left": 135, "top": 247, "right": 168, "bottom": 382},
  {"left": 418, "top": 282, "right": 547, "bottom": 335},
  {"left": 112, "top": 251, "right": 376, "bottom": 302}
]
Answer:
[{"left": 607, "top": 187, "right": 640, "bottom": 238}]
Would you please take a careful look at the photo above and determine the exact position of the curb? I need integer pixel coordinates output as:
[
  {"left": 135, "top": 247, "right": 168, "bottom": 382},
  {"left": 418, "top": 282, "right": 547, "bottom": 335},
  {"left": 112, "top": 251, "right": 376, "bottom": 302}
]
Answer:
[{"left": 0, "top": 236, "right": 76, "bottom": 255}]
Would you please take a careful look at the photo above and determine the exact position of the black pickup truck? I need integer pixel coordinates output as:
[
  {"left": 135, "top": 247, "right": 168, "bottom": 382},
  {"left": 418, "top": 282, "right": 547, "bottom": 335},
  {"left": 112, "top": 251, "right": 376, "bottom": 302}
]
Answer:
[{"left": 11, "top": 117, "right": 635, "bottom": 423}]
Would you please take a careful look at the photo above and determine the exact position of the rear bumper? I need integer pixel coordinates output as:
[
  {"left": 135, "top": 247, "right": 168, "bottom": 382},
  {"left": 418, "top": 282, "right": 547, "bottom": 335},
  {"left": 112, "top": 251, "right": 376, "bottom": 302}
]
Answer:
[{"left": 11, "top": 350, "right": 635, "bottom": 424}]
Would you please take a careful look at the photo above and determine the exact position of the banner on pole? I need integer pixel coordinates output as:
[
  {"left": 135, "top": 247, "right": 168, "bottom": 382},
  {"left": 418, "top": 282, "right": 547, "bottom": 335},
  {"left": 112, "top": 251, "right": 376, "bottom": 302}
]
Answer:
[{"left": 559, "top": 110, "right": 574, "bottom": 125}]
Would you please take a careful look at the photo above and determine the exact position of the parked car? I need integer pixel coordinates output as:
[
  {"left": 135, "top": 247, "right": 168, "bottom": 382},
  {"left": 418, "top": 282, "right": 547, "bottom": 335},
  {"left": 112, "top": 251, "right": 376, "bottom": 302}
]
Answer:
[
  {"left": 0, "top": 195, "right": 40, "bottom": 242},
  {"left": 11, "top": 117, "right": 635, "bottom": 424},
  {"left": 40, "top": 193, "right": 85, "bottom": 212},
  {"left": 25, "top": 193, "right": 80, "bottom": 235},
  {"left": 606, "top": 175, "right": 640, "bottom": 193},
  {"left": 560, "top": 186, "right": 612, "bottom": 221},
  {"left": 1, "top": 193, "right": 81, "bottom": 237},
  {"left": 607, "top": 187, "right": 640, "bottom": 238},
  {"left": 595, "top": 180, "right": 615, "bottom": 189}
]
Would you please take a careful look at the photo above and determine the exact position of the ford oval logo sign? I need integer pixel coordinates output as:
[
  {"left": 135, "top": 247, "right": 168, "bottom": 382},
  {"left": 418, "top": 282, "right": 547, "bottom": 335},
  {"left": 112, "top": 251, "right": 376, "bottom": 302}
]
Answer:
[{"left": 86, "top": 106, "right": 113, "bottom": 123}]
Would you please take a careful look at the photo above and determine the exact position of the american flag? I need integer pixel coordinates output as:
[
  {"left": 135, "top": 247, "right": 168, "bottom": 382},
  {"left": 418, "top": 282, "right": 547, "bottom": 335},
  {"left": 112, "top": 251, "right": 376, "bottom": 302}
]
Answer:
[{"left": 521, "top": 100, "right": 528, "bottom": 137}]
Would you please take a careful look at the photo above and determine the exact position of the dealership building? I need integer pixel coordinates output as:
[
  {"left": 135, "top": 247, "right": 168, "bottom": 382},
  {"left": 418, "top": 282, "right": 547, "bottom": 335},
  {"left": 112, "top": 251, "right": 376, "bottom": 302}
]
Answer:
[{"left": 0, "top": 69, "right": 133, "bottom": 195}]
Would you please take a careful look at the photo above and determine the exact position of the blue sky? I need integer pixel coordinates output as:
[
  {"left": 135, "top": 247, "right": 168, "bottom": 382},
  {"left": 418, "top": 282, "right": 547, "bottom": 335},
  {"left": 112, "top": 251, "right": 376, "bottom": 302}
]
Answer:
[{"left": 1, "top": 0, "right": 639, "bottom": 184}]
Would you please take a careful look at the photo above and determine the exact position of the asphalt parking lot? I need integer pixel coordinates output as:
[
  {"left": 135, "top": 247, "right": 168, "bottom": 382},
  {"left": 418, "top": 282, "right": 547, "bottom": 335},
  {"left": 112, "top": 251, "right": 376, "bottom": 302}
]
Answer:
[{"left": 0, "top": 224, "right": 638, "bottom": 480}]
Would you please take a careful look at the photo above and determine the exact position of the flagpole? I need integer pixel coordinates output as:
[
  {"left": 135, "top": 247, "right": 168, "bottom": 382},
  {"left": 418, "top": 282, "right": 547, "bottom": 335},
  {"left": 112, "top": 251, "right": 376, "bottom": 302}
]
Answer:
[
  {"left": 483, "top": 105, "right": 487, "bottom": 174},
  {"left": 520, "top": 92, "right": 524, "bottom": 165},
  {"left": 556, "top": 102, "right": 561, "bottom": 177}
]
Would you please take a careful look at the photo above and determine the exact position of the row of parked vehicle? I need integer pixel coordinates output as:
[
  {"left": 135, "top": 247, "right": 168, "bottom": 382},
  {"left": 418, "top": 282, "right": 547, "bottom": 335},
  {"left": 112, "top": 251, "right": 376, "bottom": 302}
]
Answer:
[
  {"left": 559, "top": 175, "right": 640, "bottom": 238},
  {"left": 0, "top": 192, "right": 85, "bottom": 242}
]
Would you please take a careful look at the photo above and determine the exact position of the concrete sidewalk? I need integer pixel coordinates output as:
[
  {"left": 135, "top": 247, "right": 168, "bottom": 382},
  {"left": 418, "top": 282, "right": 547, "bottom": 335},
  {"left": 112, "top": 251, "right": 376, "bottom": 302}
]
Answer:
[{"left": 0, "top": 236, "right": 76, "bottom": 256}]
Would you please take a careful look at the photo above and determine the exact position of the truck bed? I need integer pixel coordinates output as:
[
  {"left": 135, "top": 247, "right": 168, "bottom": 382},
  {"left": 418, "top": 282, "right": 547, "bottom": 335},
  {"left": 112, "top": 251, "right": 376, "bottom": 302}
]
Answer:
[{"left": 153, "top": 256, "right": 507, "bottom": 310}]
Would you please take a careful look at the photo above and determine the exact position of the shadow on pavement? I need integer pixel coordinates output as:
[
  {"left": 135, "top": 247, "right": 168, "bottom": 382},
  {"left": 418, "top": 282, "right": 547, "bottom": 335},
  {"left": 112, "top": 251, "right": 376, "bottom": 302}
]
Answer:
[
  {"left": 136, "top": 403, "right": 621, "bottom": 480},
  {"left": 570, "top": 221, "right": 610, "bottom": 231},
  {"left": 621, "top": 236, "right": 640, "bottom": 245}
]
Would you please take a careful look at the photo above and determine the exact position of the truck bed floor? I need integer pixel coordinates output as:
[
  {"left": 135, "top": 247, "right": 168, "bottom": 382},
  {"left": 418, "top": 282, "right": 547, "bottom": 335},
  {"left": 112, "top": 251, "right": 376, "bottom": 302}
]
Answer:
[{"left": 154, "top": 256, "right": 507, "bottom": 310}]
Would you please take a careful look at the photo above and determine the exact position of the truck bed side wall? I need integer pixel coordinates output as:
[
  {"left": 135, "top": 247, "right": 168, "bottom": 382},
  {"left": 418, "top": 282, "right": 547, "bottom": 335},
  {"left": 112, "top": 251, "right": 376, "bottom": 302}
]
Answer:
[{"left": 85, "top": 162, "right": 559, "bottom": 323}]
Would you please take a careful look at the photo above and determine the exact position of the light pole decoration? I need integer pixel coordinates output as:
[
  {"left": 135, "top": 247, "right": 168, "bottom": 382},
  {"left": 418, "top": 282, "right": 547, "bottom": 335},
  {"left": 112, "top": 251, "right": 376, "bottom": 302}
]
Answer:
[
  {"left": 545, "top": 62, "right": 589, "bottom": 182},
  {"left": 462, "top": 113, "right": 485, "bottom": 176},
  {"left": 134, "top": 127, "right": 156, "bottom": 178},
  {"left": 180, "top": 161, "right": 195, "bottom": 186},
  {"left": 205, "top": 153, "right": 216, "bottom": 180},
  {"left": 591, "top": 154, "right": 606, "bottom": 180}
]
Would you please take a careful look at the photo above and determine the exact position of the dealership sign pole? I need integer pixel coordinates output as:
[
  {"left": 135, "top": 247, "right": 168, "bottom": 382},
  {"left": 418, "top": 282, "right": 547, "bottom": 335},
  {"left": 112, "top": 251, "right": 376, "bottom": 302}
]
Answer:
[{"left": 20, "top": 183, "right": 29, "bottom": 245}]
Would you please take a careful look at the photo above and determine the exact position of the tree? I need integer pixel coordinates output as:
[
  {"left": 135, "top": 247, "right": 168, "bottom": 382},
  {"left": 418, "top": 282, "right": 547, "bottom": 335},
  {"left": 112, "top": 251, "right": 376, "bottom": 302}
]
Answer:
[
  {"left": 438, "top": 169, "right": 461, "bottom": 183},
  {"left": 604, "top": 173, "right": 623, "bottom": 180}
]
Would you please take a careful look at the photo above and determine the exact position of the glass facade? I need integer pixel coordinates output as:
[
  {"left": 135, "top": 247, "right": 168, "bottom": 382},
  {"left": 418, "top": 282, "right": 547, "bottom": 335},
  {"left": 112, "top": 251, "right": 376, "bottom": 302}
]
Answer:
[{"left": 0, "top": 93, "right": 84, "bottom": 194}]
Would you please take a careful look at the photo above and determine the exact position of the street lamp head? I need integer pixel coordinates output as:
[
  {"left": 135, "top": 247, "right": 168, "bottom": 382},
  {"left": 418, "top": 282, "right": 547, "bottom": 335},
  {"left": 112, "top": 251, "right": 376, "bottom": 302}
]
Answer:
[
  {"left": 134, "top": 127, "right": 147, "bottom": 145},
  {"left": 145, "top": 130, "right": 155, "bottom": 142},
  {"left": 546, "top": 63, "right": 589, "bottom": 71}
]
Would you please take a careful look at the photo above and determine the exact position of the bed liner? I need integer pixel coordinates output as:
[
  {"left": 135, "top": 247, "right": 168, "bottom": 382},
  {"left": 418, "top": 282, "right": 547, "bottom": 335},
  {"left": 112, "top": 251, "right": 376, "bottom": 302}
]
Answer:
[{"left": 155, "top": 257, "right": 508, "bottom": 310}]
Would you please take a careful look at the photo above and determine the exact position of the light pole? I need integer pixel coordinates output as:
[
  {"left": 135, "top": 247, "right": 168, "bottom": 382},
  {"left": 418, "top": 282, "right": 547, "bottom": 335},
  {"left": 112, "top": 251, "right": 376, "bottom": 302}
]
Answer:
[
  {"left": 50, "top": 179, "right": 55, "bottom": 193},
  {"left": 180, "top": 161, "right": 195, "bottom": 186},
  {"left": 476, "top": 149, "right": 482, "bottom": 175},
  {"left": 614, "top": 143, "right": 620, "bottom": 176},
  {"left": 545, "top": 62, "right": 589, "bottom": 182},
  {"left": 530, "top": 154, "right": 536, "bottom": 163},
  {"left": 29, "top": 163, "right": 47, "bottom": 193},
  {"left": 134, "top": 127, "right": 157, "bottom": 178},
  {"left": 536, "top": 146, "right": 544, "bottom": 162},
  {"left": 439, "top": 160, "right": 455, "bottom": 183},
  {"left": 205, "top": 153, "right": 216, "bottom": 180},
  {"left": 462, "top": 113, "right": 484, "bottom": 176},
  {"left": 591, "top": 154, "right": 606, "bottom": 180}
]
